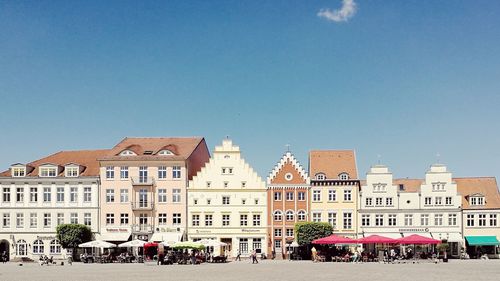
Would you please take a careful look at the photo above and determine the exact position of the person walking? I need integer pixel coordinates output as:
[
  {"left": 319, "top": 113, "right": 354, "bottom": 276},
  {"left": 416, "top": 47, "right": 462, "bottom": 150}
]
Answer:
[
  {"left": 251, "top": 250, "right": 258, "bottom": 264},
  {"left": 235, "top": 249, "right": 241, "bottom": 261}
]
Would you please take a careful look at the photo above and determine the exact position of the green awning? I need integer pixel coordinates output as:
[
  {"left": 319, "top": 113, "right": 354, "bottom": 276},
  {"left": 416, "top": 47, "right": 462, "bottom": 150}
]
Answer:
[{"left": 465, "top": 236, "right": 500, "bottom": 246}]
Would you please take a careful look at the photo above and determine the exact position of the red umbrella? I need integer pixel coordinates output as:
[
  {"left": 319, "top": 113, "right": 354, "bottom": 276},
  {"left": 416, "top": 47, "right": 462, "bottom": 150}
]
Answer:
[
  {"left": 312, "top": 235, "right": 357, "bottom": 245},
  {"left": 397, "top": 234, "right": 440, "bottom": 245},
  {"left": 357, "top": 235, "right": 398, "bottom": 244}
]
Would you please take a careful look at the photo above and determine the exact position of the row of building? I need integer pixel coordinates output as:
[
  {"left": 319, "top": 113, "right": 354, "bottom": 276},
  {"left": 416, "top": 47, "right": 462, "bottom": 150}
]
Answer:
[{"left": 0, "top": 137, "right": 499, "bottom": 261}]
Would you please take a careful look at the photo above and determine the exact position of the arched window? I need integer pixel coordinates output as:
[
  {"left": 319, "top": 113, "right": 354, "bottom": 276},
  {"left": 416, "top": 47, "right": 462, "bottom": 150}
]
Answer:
[
  {"left": 33, "top": 239, "right": 44, "bottom": 254},
  {"left": 273, "top": 210, "right": 283, "bottom": 221},
  {"left": 315, "top": 173, "right": 326, "bottom": 180},
  {"left": 50, "top": 240, "right": 61, "bottom": 254},
  {"left": 297, "top": 210, "right": 306, "bottom": 221},
  {"left": 16, "top": 239, "right": 27, "bottom": 256},
  {"left": 158, "top": 150, "right": 174, "bottom": 155},
  {"left": 286, "top": 210, "right": 294, "bottom": 221},
  {"left": 339, "top": 173, "right": 349, "bottom": 180},
  {"left": 120, "top": 150, "right": 136, "bottom": 156}
]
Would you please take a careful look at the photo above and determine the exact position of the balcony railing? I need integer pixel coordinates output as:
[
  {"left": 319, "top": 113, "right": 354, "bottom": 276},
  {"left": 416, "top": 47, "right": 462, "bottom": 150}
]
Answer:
[
  {"left": 131, "top": 224, "right": 154, "bottom": 233},
  {"left": 131, "top": 177, "right": 155, "bottom": 186},
  {"left": 131, "top": 201, "right": 155, "bottom": 210}
]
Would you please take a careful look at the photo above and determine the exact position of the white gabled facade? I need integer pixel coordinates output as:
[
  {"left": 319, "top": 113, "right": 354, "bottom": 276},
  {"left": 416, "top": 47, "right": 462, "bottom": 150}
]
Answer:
[{"left": 187, "top": 139, "right": 267, "bottom": 258}]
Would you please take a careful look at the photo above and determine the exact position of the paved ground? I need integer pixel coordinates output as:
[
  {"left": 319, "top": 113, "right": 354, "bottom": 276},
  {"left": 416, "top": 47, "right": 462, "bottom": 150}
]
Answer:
[{"left": 1, "top": 259, "right": 499, "bottom": 281}]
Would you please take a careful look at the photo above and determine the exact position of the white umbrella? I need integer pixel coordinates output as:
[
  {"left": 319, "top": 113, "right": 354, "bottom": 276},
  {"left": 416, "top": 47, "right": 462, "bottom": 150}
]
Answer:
[
  {"left": 290, "top": 241, "right": 300, "bottom": 247},
  {"left": 118, "top": 239, "right": 146, "bottom": 248},
  {"left": 79, "top": 240, "right": 116, "bottom": 248},
  {"left": 161, "top": 240, "right": 177, "bottom": 247},
  {"left": 199, "top": 239, "right": 228, "bottom": 247}
]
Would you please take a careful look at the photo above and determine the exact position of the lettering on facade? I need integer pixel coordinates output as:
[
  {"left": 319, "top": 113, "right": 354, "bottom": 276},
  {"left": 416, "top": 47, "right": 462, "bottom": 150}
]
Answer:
[
  {"left": 241, "top": 229, "right": 260, "bottom": 233},
  {"left": 398, "top": 228, "right": 429, "bottom": 233},
  {"left": 36, "top": 236, "right": 56, "bottom": 240},
  {"left": 196, "top": 230, "right": 212, "bottom": 234},
  {"left": 106, "top": 228, "right": 129, "bottom": 233}
]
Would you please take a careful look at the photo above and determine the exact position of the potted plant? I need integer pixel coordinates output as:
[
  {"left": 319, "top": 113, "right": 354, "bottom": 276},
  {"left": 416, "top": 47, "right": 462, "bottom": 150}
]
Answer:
[{"left": 437, "top": 243, "right": 450, "bottom": 262}]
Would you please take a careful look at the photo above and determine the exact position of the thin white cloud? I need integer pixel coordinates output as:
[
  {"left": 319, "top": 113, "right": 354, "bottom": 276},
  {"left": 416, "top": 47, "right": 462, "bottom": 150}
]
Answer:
[{"left": 318, "top": 0, "right": 357, "bottom": 23}]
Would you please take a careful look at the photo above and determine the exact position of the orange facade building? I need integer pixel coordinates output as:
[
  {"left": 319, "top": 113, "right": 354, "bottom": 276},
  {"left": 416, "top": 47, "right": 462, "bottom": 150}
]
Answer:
[{"left": 267, "top": 151, "right": 310, "bottom": 259}]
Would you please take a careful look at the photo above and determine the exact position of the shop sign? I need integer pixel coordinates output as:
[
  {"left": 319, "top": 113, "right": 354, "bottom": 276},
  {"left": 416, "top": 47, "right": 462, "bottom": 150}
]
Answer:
[{"left": 398, "top": 228, "right": 429, "bottom": 232}]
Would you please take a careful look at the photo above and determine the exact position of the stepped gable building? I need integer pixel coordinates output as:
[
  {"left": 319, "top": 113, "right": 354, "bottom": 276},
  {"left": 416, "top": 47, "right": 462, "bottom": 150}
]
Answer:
[
  {"left": 456, "top": 177, "right": 500, "bottom": 258},
  {"left": 359, "top": 163, "right": 463, "bottom": 258},
  {"left": 309, "top": 150, "right": 360, "bottom": 239},
  {"left": 98, "top": 137, "right": 210, "bottom": 243},
  {"left": 0, "top": 149, "right": 109, "bottom": 261},
  {"left": 267, "top": 151, "right": 310, "bottom": 259},
  {"left": 187, "top": 139, "right": 267, "bottom": 258}
]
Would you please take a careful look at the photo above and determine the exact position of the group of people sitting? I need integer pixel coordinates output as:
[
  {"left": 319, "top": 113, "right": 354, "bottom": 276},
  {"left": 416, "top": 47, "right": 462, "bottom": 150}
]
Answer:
[
  {"left": 312, "top": 247, "right": 436, "bottom": 263},
  {"left": 38, "top": 254, "right": 55, "bottom": 265}
]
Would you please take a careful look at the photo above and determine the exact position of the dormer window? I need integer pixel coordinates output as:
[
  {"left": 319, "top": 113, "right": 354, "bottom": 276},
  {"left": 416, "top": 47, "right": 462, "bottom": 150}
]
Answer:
[
  {"left": 338, "top": 173, "right": 349, "bottom": 180},
  {"left": 143, "top": 151, "right": 153, "bottom": 155},
  {"left": 158, "top": 150, "right": 174, "bottom": 155},
  {"left": 65, "top": 167, "right": 79, "bottom": 177},
  {"left": 119, "top": 150, "right": 136, "bottom": 156},
  {"left": 40, "top": 167, "right": 57, "bottom": 177},
  {"left": 315, "top": 173, "right": 326, "bottom": 180},
  {"left": 470, "top": 196, "right": 485, "bottom": 206},
  {"left": 11, "top": 166, "right": 26, "bottom": 177}
]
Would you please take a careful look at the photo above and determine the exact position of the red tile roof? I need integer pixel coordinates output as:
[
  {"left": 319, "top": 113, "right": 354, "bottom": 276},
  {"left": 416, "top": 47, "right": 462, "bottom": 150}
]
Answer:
[
  {"left": 309, "top": 150, "right": 358, "bottom": 179},
  {"left": 455, "top": 177, "right": 500, "bottom": 209}
]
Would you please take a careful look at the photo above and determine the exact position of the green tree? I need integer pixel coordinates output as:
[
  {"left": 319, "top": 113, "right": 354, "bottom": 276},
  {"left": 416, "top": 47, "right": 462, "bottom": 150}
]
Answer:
[
  {"left": 295, "top": 222, "right": 333, "bottom": 245},
  {"left": 56, "top": 224, "right": 93, "bottom": 258}
]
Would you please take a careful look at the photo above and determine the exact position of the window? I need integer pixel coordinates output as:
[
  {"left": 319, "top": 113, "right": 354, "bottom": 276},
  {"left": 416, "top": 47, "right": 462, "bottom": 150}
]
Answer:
[
  {"left": 478, "top": 214, "right": 487, "bottom": 226},
  {"left": 274, "top": 240, "right": 282, "bottom": 250},
  {"left": 421, "top": 214, "right": 429, "bottom": 226},
  {"left": 404, "top": 214, "right": 413, "bottom": 226},
  {"left": 312, "top": 212, "right": 321, "bottom": 222},
  {"left": 344, "top": 190, "right": 352, "bottom": 201},
  {"left": 388, "top": 214, "right": 397, "bottom": 226},
  {"left": 286, "top": 192, "right": 294, "bottom": 201},
  {"left": 366, "top": 197, "right": 372, "bottom": 206},
  {"left": 328, "top": 190, "right": 336, "bottom": 201},
  {"left": 274, "top": 210, "right": 283, "bottom": 221},
  {"left": 120, "top": 150, "right": 136, "bottom": 156},
  {"left": 33, "top": 240, "right": 44, "bottom": 254},
  {"left": 119, "top": 166, "right": 129, "bottom": 179},
  {"left": 298, "top": 192, "right": 305, "bottom": 201},
  {"left": 274, "top": 228, "right": 282, "bottom": 237},
  {"left": 16, "top": 239, "right": 27, "bottom": 256},
  {"left": 30, "top": 213, "right": 37, "bottom": 228},
  {"left": 386, "top": 197, "right": 393, "bottom": 206},
  {"left": 241, "top": 199, "right": 246, "bottom": 205},
  {"left": 467, "top": 214, "right": 475, "bottom": 226},
  {"left": 158, "top": 213, "right": 167, "bottom": 225},
  {"left": 240, "top": 214, "right": 248, "bottom": 226},
  {"left": 241, "top": 182, "right": 246, "bottom": 188},
  {"left": 106, "top": 189, "right": 114, "bottom": 203},
  {"left": 222, "top": 214, "right": 230, "bottom": 226},
  {"left": 328, "top": 212, "right": 337, "bottom": 229},
  {"left": 206, "top": 182, "right": 211, "bottom": 188},
  {"left": 274, "top": 192, "right": 282, "bottom": 201},
  {"left": 172, "top": 189, "right": 181, "bottom": 203},
  {"left": 489, "top": 214, "right": 497, "bottom": 226},
  {"left": 172, "top": 166, "right": 181, "bottom": 179},
  {"left": 207, "top": 199, "right": 211, "bottom": 205},
  {"left": 448, "top": 214, "right": 457, "bottom": 226},
  {"left": 43, "top": 187, "right": 51, "bottom": 202},
  {"left": 84, "top": 213, "right": 91, "bottom": 226},
  {"left": 424, "top": 197, "right": 432, "bottom": 205},
  {"left": 222, "top": 196, "right": 230, "bottom": 205},
  {"left": 373, "top": 183, "right": 387, "bottom": 192},
  {"left": 434, "top": 214, "right": 443, "bottom": 226},
  {"left": 65, "top": 167, "right": 79, "bottom": 177},
  {"left": 43, "top": 213, "right": 51, "bottom": 228},
  {"left": 192, "top": 214, "right": 200, "bottom": 226},
  {"left": 470, "top": 196, "right": 485, "bottom": 206},
  {"left": 106, "top": 166, "right": 114, "bottom": 179},
  {"left": 120, "top": 213, "right": 129, "bottom": 225},
  {"left": 205, "top": 214, "right": 213, "bottom": 226},
  {"left": 312, "top": 190, "right": 321, "bottom": 202},
  {"left": 139, "top": 214, "right": 148, "bottom": 225},
  {"left": 50, "top": 240, "right": 61, "bottom": 254},
  {"left": 57, "top": 213, "right": 64, "bottom": 225},
  {"left": 70, "top": 213, "right": 78, "bottom": 224},
  {"left": 119, "top": 189, "right": 128, "bottom": 203},
  {"left": 375, "top": 214, "right": 384, "bottom": 226},
  {"left": 2, "top": 213, "right": 10, "bottom": 228},
  {"left": 3, "top": 187, "right": 10, "bottom": 202},
  {"left": 361, "top": 214, "right": 370, "bottom": 226},
  {"left": 106, "top": 213, "right": 114, "bottom": 225},
  {"left": 253, "top": 214, "right": 261, "bottom": 226},
  {"left": 27, "top": 187, "right": 37, "bottom": 203},
  {"left": 16, "top": 213, "right": 24, "bottom": 228},
  {"left": 286, "top": 210, "right": 294, "bottom": 221},
  {"left": 435, "top": 197, "right": 442, "bottom": 205},
  {"left": 16, "top": 187, "right": 24, "bottom": 202},
  {"left": 445, "top": 197, "right": 452, "bottom": 205},
  {"left": 254, "top": 199, "right": 259, "bottom": 205},
  {"left": 343, "top": 212, "right": 352, "bottom": 229},
  {"left": 239, "top": 238, "right": 248, "bottom": 254},
  {"left": 194, "top": 199, "right": 198, "bottom": 205},
  {"left": 158, "top": 150, "right": 173, "bottom": 155},
  {"left": 375, "top": 197, "right": 383, "bottom": 206},
  {"left": 298, "top": 210, "right": 306, "bottom": 221},
  {"left": 223, "top": 182, "right": 229, "bottom": 188},
  {"left": 12, "top": 167, "right": 26, "bottom": 177},
  {"left": 158, "top": 166, "right": 167, "bottom": 179},
  {"left": 158, "top": 189, "right": 167, "bottom": 203},
  {"left": 315, "top": 173, "right": 326, "bottom": 180},
  {"left": 69, "top": 187, "right": 77, "bottom": 202},
  {"left": 432, "top": 182, "right": 445, "bottom": 191},
  {"left": 173, "top": 213, "right": 181, "bottom": 225},
  {"left": 40, "top": 167, "right": 57, "bottom": 177},
  {"left": 83, "top": 187, "right": 92, "bottom": 202},
  {"left": 56, "top": 187, "right": 64, "bottom": 202},
  {"left": 339, "top": 173, "right": 349, "bottom": 180},
  {"left": 252, "top": 238, "right": 262, "bottom": 251},
  {"left": 286, "top": 228, "right": 294, "bottom": 237}
]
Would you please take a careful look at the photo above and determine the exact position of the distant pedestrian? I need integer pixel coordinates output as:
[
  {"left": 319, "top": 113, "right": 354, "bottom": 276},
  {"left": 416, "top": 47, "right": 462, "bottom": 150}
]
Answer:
[
  {"left": 235, "top": 249, "right": 241, "bottom": 261},
  {"left": 311, "top": 247, "right": 317, "bottom": 262},
  {"left": 251, "top": 250, "right": 258, "bottom": 264},
  {"left": 1, "top": 251, "right": 7, "bottom": 263}
]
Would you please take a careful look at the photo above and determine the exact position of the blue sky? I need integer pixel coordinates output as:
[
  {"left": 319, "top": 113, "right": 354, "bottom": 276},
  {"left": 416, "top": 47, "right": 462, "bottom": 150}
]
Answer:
[{"left": 1, "top": 0, "right": 499, "bottom": 180}]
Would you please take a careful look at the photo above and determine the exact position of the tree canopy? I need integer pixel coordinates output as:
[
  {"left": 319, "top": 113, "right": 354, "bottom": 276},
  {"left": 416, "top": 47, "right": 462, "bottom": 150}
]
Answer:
[
  {"left": 295, "top": 222, "right": 333, "bottom": 245},
  {"left": 56, "top": 224, "right": 93, "bottom": 249}
]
